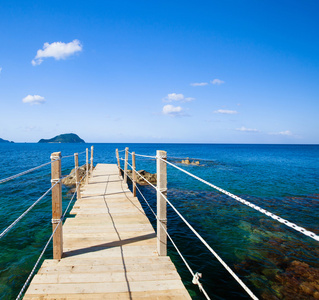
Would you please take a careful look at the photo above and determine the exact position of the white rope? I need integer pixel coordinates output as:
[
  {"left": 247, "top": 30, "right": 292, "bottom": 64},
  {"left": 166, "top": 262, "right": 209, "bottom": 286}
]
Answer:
[
  {"left": 132, "top": 153, "right": 156, "bottom": 159},
  {"left": 120, "top": 167, "right": 211, "bottom": 299},
  {"left": 118, "top": 149, "right": 126, "bottom": 153},
  {"left": 0, "top": 149, "right": 88, "bottom": 185},
  {"left": 161, "top": 158, "right": 319, "bottom": 242},
  {"left": 120, "top": 158, "right": 157, "bottom": 190},
  {"left": 0, "top": 180, "right": 60, "bottom": 239},
  {"left": 15, "top": 217, "right": 62, "bottom": 300},
  {"left": 0, "top": 160, "right": 57, "bottom": 185},
  {"left": 61, "top": 153, "right": 76, "bottom": 159},
  {"left": 127, "top": 151, "right": 156, "bottom": 159},
  {"left": 61, "top": 165, "right": 81, "bottom": 180},
  {"left": 1, "top": 157, "right": 86, "bottom": 239},
  {"left": 16, "top": 171, "right": 87, "bottom": 299},
  {"left": 121, "top": 158, "right": 258, "bottom": 300}
]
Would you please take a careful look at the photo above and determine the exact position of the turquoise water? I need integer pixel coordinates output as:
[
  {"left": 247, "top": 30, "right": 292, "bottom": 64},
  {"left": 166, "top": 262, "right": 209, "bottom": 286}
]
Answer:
[{"left": 0, "top": 143, "right": 318, "bottom": 299}]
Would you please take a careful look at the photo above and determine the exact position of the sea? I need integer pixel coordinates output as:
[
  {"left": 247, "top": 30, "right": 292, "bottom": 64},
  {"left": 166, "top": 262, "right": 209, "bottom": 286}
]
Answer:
[{"left": 0, "top": 143, "right": 318, "bottom": 299}]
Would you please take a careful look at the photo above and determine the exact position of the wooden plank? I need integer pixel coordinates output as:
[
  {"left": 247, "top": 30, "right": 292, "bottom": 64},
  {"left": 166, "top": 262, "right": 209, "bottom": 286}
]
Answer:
[
  {"left": 41, "top": 256, "right": 172, "bottom": 266},
  {"left": 31, "top": 271, "right": 181, "bottom": 284},
  {"left": 24, "top": 289, "right": 191, "bottom": 300},
  {"left": 25, "top": 280, "right": 186, "bottom": 294}
]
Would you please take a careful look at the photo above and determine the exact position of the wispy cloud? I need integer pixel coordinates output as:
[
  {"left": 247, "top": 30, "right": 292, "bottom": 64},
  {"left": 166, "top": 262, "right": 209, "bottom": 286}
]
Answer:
[
  {"left": 163, "top": 93, "right": 195, "bottom": 103},
  {"left": 211, "top": 79, "right": 225, "bottom": 85},
  {"left": 22, "top": 95, "right": 45, "bottom": 105},
  {"left": 270, "top": 130, "right": 292, "bottom": 136},
  {"left": 236, "top": 126, "right": 258, "bottom": 132},
  {"left": 32, "top": 39, "right": 82, "bottom": 66},
  {"left": 0, "top": 67, "right": 2, "bottom": 74},
  {"left": 190, "top": 82, "right": 208, "bottom": 87},
  {"left": 214, "top": 109, "right": 238, "bottom": 114},
  {"left": 162, "top": 104, "right": 184, "bottom": 117}
]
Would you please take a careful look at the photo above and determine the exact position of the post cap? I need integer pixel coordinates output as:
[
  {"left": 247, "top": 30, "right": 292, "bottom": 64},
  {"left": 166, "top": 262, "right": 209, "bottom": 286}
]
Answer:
[
  {"left": 156, "top": 150, "right": 167, "bottom": 159},
  {"left": 51, "top": 152, "right": 61, "bottom": 160}
]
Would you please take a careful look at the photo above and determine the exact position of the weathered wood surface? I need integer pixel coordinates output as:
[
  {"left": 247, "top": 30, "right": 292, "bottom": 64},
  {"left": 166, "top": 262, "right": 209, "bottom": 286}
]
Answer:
[{"left": 24, "top": 164, "right": 191, "bottom": 299}]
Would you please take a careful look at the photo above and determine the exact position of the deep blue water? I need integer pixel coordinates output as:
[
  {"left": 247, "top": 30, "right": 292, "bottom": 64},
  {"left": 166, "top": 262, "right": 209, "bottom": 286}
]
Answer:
[{"left": 0, "top": 143, "right": 318, "bottom": 299}]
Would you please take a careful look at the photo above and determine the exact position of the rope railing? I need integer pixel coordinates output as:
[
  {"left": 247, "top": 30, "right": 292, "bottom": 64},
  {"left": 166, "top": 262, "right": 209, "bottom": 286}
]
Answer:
[
  {"left": 128, "top": 151, "right": 156, "bottom": 159},
  {"left": 120, "top": 166, "right": 211, "bottom": 299},
  {"left": 0, "top": 150, "right": 88, "bottom": 185},
  {"left": 0, "top": 159, "right": 57, "bottom": 185},
  {"left": 15, "top": 171, "right": 87, "bottom": 300},
  {"left": 61, "top": 149, "right": 87, "bottom": 159},
  {"left": 0, "top": 180, "right": 60, "bottom": 239},
  {"left": 0, "top": 161, "right": 87, "bottom": 240},
  {"left": 119, "top": 157, "right": 258, "bottom": 300},
  {"left": 119, "top": 150, "right": 319, "bottom": 242},
  {"left": 160, "top": 157, "right": 319, "bottom": 242}
]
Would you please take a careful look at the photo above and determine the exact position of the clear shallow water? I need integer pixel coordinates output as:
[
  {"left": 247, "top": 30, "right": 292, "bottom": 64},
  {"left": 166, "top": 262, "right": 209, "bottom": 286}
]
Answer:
[{"left": 0, "top": 143, "right": 318, "bottom": 299}]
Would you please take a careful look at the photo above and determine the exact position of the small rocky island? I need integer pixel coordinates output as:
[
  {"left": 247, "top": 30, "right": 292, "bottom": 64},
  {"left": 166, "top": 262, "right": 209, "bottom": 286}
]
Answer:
[
  {"left": 0, "top": 138, "right": 14, "bottom": 143},
  {"left": 38, "top": 133, "right": 85, "bottom": 143}
]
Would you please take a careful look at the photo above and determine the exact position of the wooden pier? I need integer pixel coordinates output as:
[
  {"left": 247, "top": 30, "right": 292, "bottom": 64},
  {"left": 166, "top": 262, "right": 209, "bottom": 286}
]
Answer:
[{"left": 24, "top": 163, "right": 191, "bottom": 299}]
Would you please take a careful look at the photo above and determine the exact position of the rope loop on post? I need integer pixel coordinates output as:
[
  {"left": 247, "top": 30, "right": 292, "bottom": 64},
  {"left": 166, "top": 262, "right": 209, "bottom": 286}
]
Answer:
[
  {"left": 192, "top": 272, "right": 203, "bottom": 291},
  {"left": 51, "top": 218, "right": 63, "bottom": 224}
]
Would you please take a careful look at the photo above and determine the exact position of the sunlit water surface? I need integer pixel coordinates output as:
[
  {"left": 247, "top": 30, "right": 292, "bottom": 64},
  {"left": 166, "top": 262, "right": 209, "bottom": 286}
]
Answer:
[{"left": 0, "top": 143, "right": 318, "bottom": 299}]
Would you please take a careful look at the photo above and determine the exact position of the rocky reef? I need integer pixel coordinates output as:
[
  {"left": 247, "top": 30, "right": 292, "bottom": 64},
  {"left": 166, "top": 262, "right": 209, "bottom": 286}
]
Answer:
[
  {"left": 178, "top": 158, "right": 200, "bottom": 166},
  {"left": 62, "top": 164, "right": 92, "bottom": 187},
  {"left": 126, "top": 170, "right": 157, "bottom": 185}
]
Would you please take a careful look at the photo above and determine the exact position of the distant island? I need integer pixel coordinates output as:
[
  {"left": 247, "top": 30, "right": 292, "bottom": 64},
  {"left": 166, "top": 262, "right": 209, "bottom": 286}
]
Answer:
[
  {"left": 38, "top": 133, "right": 85, "bottom": 143},
  {"left": 0, "top": 138, "right": 14, "bottom": 143}
]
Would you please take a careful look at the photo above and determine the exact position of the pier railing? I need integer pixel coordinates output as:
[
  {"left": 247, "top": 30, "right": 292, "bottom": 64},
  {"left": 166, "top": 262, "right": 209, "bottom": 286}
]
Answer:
[
  {"left": 0, "top": 145, "right": 94, "bottom": 299},
  {"left": 116, "top": 147, "right": 319, "bottom": 300}
]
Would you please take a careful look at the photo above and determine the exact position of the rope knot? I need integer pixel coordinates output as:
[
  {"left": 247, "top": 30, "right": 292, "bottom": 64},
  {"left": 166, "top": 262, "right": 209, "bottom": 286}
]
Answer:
[{"left": 192, "top": 272, "right": 203, "bottom": 291}]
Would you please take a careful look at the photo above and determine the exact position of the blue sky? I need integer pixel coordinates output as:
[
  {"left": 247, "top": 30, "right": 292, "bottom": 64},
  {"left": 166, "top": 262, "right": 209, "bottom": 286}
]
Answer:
[{"left": 0, "top": 1, "right": 318, "bottom": 143}]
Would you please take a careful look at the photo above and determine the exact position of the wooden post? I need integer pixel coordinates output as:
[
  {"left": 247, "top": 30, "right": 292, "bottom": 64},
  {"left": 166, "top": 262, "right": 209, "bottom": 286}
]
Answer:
[
  {"left": 156, "top": 150, "right": 167, "bottom": 256},
  {"left": 51, "top": 151, "right": 63, "bottom": 260},
  {"left": 86, "top": 148, "right": 89, "bottom": 184},
  {"left": 124, "top": 147, "right": 129, "bottom": 184},
  {"left": 116, "top": 148, "right": 121, "bottom": 176},
  {"left": 74, "top": 153, "right": 81, "bottom": 199},
  {"left": 90, "top": 145, "right": 94, "bottom": 175},
  {"left": 132, "top": 152, "right": 137, "bottom": 197}
]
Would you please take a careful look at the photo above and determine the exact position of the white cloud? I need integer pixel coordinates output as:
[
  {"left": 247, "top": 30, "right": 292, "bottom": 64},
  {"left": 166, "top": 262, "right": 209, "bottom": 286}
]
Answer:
[
  {"left": 164, "top": 93, "right": 184, "bottom": 102},
  {"left": 32, "top": 39, "right": 82, "bottom": 65},
  {"left": 22, "top": 95, "right": 45, "bottom": 105},
  {"left": 184, "top": 97, "right": 195, "bottom": 102},
  {"left": 0, "top": 67, "right": 2, "bottom": 74},
  {"left": 190, "top": 82, "right": 208, "bottom": 86},
  {"left": 236, "top": 126, "right": 258, "bottom": 132},
  {"left": 211, "top": 79, "right": 225, "bottom": 85},
  {"left": 270, "top": 130, "right": 292, "bottom": 136},
  {"left": 163, "top": 93, "right": 195, "bottom": 103},
  {"left": 162, "top": 104, "right": 183, "bottom": 116},
  {"left": 214, "top": 109, "right": 238, "bottom": 114}
]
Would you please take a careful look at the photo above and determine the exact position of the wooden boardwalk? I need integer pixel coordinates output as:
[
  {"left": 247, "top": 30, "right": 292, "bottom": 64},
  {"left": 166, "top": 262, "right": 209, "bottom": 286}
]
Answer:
[{"left": 24, "top": 164, "right": 191, "bottom": 299}]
